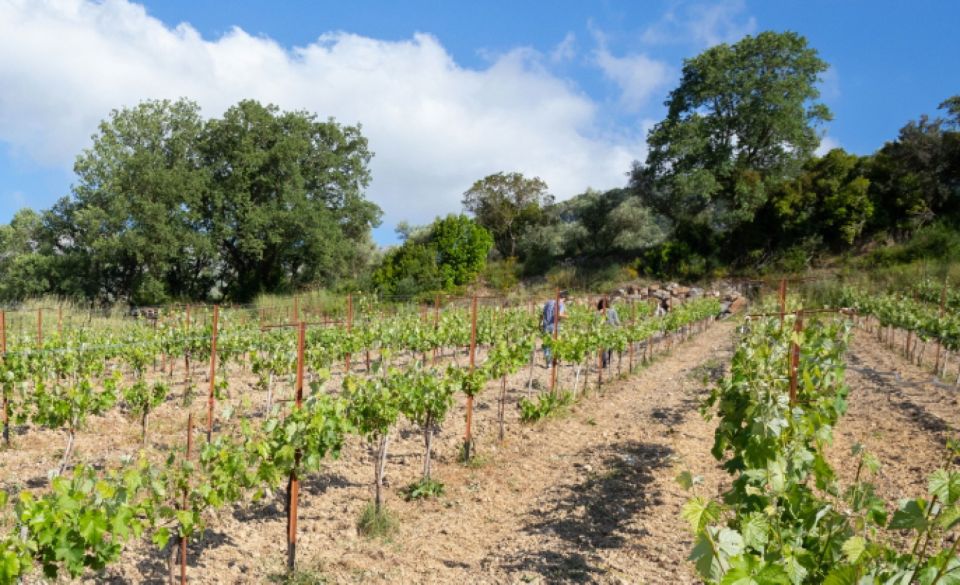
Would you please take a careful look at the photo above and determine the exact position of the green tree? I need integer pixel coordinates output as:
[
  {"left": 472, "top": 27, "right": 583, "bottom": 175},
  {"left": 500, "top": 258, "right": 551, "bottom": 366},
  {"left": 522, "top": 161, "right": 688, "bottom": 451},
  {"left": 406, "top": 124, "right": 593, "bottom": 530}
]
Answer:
[
  {"left": 371, "top": 243, "right": 442, "bottom": 296},
  {"left": 201, "top": 100, "right": 381, "bottom": 300},
  {"left": 51, "top": 99, "right": 212, "bottom": 303},
  {"left": 372, "top": 215, "right": 492, "bottom": 295},
  {"left": 429, "top": 214, "right": 493, "bottom": 288},
  {"left": 633, "top": 31, "right": 831, "bottom": 242},
  {"left": 866, "top": 96, "right": 960, "bottom": 234},
  {"left": 0, "top": 209, "right": 53, "bottom": 301},
  {"left": 461, "top": 172, "right": 552, "bottom": 259},
  {"left": 771, "top": 148, "right": 873, "bottom": 247},
  {"left": 515, "top": 188, "right": 665, "bottom": 274},
  {"left": 37, "top": 98, "right": 381, "bottom": 304}
]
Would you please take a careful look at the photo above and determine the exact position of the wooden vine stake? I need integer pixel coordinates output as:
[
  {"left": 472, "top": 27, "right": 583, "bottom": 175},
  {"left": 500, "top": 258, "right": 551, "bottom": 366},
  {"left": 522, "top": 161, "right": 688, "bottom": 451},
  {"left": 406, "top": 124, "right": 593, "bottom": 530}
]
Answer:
[
  {"left": 464, "top": 295, "right": 478, "bottom": 460},
  {"left": 183, "top": 305, "right": 191, "bottom": 384},
  {"left": 597, "top": 297, "right": 607, "bottom": 391},
  {"left": 36, "top": 307, "right": 43, "bottom": 348},
  {"left": 788, "top": 310, "right": 804, "bottom": 405},
  {"left": 345, "top": 294, "right": 353, "bottom": 373},
  {"left": 628, "top": 301, "right": 635, "bottom": 373},
  {"left": 287, "top": 321, "right": 306, "bottom": 572},
  {"left": 934, "top": 278, "right": 947, "bottom": 374},
  {"left": 206, "top": 305, "right": 219, "bottom": 442},
  {"left": 778, "top": 279, "right": 787, "bottom": 330},
  {"left": 432, "top": 294, "right": 440, "bottom": 365},
  {"left": 498, "top": 375, "right": 507, "bottom": 442},
  {"left": 1, "top": 310, "right": 7, "bottom": 446},
  {"left": 549, "top": 288, "right": 560, "bottom": 394},
  {"left": 177, "top": 413, "right": 194, "bottom": 585}
]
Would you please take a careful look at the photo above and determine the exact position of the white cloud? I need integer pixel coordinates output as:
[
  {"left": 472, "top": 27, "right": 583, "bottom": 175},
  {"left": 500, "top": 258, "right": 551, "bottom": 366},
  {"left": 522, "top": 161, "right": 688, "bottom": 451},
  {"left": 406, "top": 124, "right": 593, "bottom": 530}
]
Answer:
[
  {"left": 819, "top": 65, "right": 841, "bottom": 102},
  {"left": 815, "top": 135, "right": 841, "bottom": 156},
  {"left": 594, "top": 49, "right": 673, "bottom": 111},
  {"left": 588, "top": 21, "right": 673, "bottom": 112},
  {"left": 550, "top": 32, "right": 577, "bottom": 63},
  {"left": 0, "top": 0, "right": 649, "bottom": 231},
  {"left": 641, "top": 0, "right": 757, "bottom": 47}
]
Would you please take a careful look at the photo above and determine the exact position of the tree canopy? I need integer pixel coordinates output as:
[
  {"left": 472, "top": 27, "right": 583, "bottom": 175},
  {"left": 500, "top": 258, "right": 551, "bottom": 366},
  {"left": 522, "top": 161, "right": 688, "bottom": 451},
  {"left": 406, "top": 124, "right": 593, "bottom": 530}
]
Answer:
[
  {"left": 2, "top": 98, "right": 381, "bottom": 304},
  {"left": 373, "top": 215, "right": 492, "bottom": 296},
  {"left": 461, "top": 172, "right": 552, "bottom": 259},
  {"left": 633, "top": 31, "right": 831, "bottom": 237}
]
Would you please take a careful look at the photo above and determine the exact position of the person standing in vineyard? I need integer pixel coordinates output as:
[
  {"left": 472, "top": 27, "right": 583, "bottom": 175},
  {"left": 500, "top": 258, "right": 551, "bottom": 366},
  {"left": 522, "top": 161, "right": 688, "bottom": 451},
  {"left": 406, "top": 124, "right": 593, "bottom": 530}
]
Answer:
[
  {"left": 597, "top": 297, "right": 620, "bottom": 368},
  {"left": 541, "top": 290, "right": 569, "bottom": 365}
]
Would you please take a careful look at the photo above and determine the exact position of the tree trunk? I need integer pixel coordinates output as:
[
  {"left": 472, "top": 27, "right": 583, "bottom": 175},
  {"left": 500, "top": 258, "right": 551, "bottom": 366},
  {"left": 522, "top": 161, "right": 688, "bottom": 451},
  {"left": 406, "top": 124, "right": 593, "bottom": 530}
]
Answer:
[
  {"left": 141, "top": 410, "right": 149, "bottom": 446},
  {"left": 58, "top": 428, "right": 76, "bottom": 476},
  {"left": 374, "top": 432, "right": 391, "bottom": 513},
  {"left": 573, "top": 365, "right": 581, "bottom": 398},
  {"left": 265, "top": 373, "right": 274, "bottom": 415},
  {"left": 422, "top": 423, "right": 433, "bottom": 481},
  {"left": 167, "top": 534, "right": 180, "bottom": 585},
  {"left": 2, "top": 391, "right": 9, "bottom": 446},
  {"left": 498, "top": 376, "right": 506, "bottom": 442},
  {"left": 525, "top": 348, "right": 536, "bottom": 395}
]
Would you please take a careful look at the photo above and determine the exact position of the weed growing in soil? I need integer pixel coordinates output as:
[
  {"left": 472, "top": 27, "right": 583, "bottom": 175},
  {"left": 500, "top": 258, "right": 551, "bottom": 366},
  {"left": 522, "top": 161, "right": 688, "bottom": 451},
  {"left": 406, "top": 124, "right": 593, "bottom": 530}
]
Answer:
[
  {"left": 269, "top": 567, "right": 327, "bottom": 584},
  {"left": 518, "top": 390, "right": 574, "bottom": 422},
  {"left": 688, "top": 357, "right": 724, "bottom": 383},
  {"left": 356, "top": 503, "right": 398, "bottom": 539},
  {"left": 401, "top": 478, "right": 445, "bottom": 501},
  {"left": 458, "top": 447, "right": 490, "bottom": 468}
]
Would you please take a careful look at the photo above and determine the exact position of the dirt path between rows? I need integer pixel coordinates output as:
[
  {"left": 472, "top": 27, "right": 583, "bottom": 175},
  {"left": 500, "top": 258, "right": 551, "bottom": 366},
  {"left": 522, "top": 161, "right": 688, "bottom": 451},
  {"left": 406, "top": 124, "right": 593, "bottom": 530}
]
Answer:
[
  {"left": 385, "top": 321, "right": 737, "bottom": 585},
  {"left": 828, "top": 327, "right": 960, "bottom": 520},
  {"left": 84, "top": 320, "right": 737, "bottom": 584}
]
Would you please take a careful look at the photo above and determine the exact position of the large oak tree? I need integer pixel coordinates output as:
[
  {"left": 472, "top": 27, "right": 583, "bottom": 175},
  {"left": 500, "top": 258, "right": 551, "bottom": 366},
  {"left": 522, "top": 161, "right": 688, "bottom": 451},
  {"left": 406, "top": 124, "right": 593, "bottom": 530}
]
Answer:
[{"left": 632, "top": 31, "right": 831, "bottom": 243}]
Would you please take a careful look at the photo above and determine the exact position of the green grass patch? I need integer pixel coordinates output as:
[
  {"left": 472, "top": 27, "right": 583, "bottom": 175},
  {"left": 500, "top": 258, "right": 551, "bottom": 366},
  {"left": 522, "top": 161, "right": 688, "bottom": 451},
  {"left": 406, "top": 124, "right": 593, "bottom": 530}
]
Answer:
[
  {"left": 400, "top": 478, "right": 445, "bottom": 501},
  {"left": 269, "top": 566, "right": 327, "bottom": 585},
  {"left": 356, "top": 503, "right": 398, "bottom": 539},
  {"left": 518, "top": 390, "right": 574, "bottom": 423}
]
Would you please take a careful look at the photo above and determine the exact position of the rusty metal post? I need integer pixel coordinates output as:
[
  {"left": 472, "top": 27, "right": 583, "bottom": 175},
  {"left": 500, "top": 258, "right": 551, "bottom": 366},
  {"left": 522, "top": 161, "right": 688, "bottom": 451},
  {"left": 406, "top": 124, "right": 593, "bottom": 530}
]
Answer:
[
  {"left": 1, "top": 310, "right": 7, "bottom": 446},
  {"left": 179, "top": 413, "right": 194, "bottom": 585},
  {"left": 935, "top": 278, "right": 947, "bottom": 373},
  {"left": 295, "top": 322, "right": 305, "bottom": 407},
  {"left": 206, "top": 305, "right": 219, "bottom": 442},
  {"left": 57, "top": 305, "right": 62, "bottom": 337},
  {"left": 432, "top": 294, "right": 440, "bottom": 364},
  {"left": 550, "top": 289, "right": 560, "bottom": 394},
  {"left": 345, "top": 294, "right": 353, "bottom": 373},
  {"left": 498, "top": 375, "right": 506, "bottom": 442},
  {"left": 778, "top": 279, "right": 787, "bottom": 330},
  {"left": 598, "top": 298, "right": 607, "bottom": 390},
  {"left": 36, "top": 307, "right": 42, "bottom": 348},
  {"left": 788, "top": 310, "right": 804, "bottom": 405},
  {"left": 287, "top": 321, "right": 305, "bottom": 572},
  {"left": 463, "top": 295, "right": 478, "bottom": 460},
  {"left": 184, "top": 305, "right": 191, "bottom": 384}
]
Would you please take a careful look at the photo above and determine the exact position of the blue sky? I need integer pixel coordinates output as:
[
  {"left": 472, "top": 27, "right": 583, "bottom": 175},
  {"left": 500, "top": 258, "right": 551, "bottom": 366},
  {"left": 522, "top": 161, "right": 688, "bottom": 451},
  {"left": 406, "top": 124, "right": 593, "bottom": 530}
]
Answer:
[{"left": 0, "top": 0, "right": 957, "bottom": 245}]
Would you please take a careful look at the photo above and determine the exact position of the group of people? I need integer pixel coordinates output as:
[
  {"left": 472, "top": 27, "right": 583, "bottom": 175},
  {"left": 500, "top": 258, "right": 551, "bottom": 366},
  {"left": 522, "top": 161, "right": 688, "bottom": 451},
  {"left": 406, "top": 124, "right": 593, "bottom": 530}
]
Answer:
[{"left": 539, "top": 291, "right": 622, "bottom": 368}]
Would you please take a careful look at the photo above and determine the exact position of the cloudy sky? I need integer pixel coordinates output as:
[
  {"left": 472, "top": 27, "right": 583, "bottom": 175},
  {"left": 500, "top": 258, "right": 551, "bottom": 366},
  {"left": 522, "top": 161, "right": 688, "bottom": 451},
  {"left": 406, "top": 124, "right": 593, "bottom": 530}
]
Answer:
[{"left": 0, "top": 0, "right": 957, "bottom": 244}]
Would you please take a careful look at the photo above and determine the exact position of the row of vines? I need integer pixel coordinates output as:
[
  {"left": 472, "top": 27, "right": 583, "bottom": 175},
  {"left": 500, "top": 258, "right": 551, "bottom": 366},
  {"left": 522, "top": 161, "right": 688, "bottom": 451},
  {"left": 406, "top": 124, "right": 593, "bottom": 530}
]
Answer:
[
  {"left": 685, "top": 310, "right": 960, "bottom": 583},
  {"left": 0, "top": 295, "right": 721, "bottom": 583}
]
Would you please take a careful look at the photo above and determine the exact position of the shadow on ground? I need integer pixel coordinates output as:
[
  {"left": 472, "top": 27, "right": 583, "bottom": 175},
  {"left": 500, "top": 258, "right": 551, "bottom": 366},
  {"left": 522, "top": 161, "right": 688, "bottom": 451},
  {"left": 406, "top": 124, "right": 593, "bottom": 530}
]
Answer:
[
  {"left": 847, "top": 352, "right": 955, "bottom": 438},
  {"left": 495, "top": 440, "right": 673, "bottom": 583}
]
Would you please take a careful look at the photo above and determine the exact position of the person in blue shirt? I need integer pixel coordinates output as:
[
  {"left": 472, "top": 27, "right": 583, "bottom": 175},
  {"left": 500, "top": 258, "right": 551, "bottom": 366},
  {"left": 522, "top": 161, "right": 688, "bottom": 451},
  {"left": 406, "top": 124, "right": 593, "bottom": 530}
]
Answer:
[{"left": 541, "top": 290, "right": 569, "bottom": 365}]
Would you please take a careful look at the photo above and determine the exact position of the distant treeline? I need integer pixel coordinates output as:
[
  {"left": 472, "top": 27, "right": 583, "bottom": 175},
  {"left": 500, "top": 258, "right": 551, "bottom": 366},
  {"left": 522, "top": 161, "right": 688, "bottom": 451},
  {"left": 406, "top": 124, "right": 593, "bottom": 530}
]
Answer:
[
  {"left": 0, "top": 99, "right": 381, "bottom": 304},
  {"left": 1, "top": 32, "right": 958, "bottom": 304}
]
